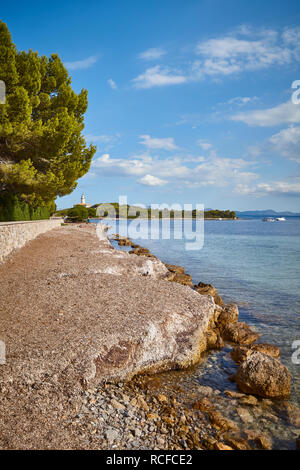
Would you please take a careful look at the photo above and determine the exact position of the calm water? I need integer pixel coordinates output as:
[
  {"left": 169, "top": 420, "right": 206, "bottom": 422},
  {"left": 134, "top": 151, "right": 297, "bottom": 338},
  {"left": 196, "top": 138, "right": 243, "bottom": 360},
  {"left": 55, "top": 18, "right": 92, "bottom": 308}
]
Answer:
[{"left": 92, "top": 217, "right": 300, "bottom": 446}]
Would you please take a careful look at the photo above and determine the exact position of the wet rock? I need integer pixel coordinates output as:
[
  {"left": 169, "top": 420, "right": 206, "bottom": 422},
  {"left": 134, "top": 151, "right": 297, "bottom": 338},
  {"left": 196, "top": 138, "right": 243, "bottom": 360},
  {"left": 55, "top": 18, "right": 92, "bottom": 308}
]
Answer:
[
  {"left": 281, "top": 402, "right": 300, "bottom": 427},
  {"left": 205, "top": 328, "right": 224, "bottom": 350},
  {"left": 231, "top": 346, "right": 254, "bottom": 364},
  {"left": 237, "top": 407, "right": 254, "bottom": 424},
  {"left": 197, "top": 385, "right": 214, "bottom": 396},
  {"left": 218, "top": 303, "right": 239, "bottom": 328},
  {"left": 118, "top": 238, "right": 132, "bottom": 246},
  {"left": 251, "top": 343, "right": 280, "bottom": 358},
  {"left": 222, "top": 322, "right": 260, "bottom": 345},
  {"left": 171, "top": 273, "right": 192, "bottom": 286},
  {"left": 129, "top": 247, "right": 150, "bottom": 255},
  {"left": 194, "top": 282, "right": 223, "bottom": 306},
  {"left": 239, "top": 395, "right": 258, "bottom": 406},
  {"left": 208, "top": 410, "right": 238, "bottom": 431},
  {"left": 231, "top": 343, "right": 280, "bottom": 365},
  {"left": 193, "top": 398, "right": 213, "bottom": 412},
  {"left": 236, "top": 352, "right": 291, "bottom": 398},
  {"left": 164, "top": 264, "right": 185, "bottom": 274},
  {"left": 223, "top": 434, "right": 251, "bottom": 450},
  {"left": 214, "top": 442, "right": 233, "bottom": 450},
  {"left": 224, "top": 390, "right": 246, "bottom": 399},
  {"left": 254, "top": 434, "right": 272, "bottom": 450}
]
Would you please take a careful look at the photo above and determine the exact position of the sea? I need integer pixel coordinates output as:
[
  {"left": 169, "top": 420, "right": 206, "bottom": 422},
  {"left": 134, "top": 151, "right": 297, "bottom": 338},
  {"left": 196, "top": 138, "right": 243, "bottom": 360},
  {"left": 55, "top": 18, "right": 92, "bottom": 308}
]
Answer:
[{"left": 90, "top": 216, "right": 300, "bottom": 448}]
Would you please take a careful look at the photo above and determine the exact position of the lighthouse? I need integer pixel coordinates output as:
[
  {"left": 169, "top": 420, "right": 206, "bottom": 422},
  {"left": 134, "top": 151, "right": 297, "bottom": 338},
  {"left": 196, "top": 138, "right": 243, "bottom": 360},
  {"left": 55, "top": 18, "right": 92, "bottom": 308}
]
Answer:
[{"left": 75, "top": 193, "right": 91, "bottom": 208}]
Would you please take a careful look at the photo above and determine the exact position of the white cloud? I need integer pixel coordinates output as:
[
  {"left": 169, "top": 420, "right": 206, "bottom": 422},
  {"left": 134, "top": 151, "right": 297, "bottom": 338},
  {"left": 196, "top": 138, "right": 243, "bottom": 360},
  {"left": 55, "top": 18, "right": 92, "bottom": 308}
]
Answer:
[
  {"left": 197, "top": 140, "right": 212, "bottom": 150},
  {"left": 107, "top": 78, "right": 117, "bottom": 89},
  {"left": 132, "top": 65, "right": 187, "bottom": 89},
  {"left": 140, "top": 134, "right": 178, "bottom": 151},
  {"left": 92, "top": 151, "right": 258, "bottom": 190},
  {"left": 270, "top": 126, "right": 300, "bottom": 162},
  {"left": 139, "top": 174, "right": 167, "bottom": 186},
  {"left": 138, "top": 47, "right": 166, "bottom": 60},
  {"left": 226, "top": 96, "right": 257, "bottom": 106},
  {"left": 232, "top": 101, "right": 300, "bottom": 127},
  {"left": 132, "top": 27, "right": 300, "bottom": 87},
  {"left": 236, "top": 179, "right": 300, "bottom": 197},
  {"left": 65, "top": 56, "right": 98, "bottom": 70},
  {"left": 194, "top": 29, "right": 293, "bottom": 78}
]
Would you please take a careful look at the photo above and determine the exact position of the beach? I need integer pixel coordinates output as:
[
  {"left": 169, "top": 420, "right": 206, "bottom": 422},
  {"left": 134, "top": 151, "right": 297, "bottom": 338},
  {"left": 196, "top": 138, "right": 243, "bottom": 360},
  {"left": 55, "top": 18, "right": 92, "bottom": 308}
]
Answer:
[{"left": 0, "top": 223, "right": 299, "bottom": 450}]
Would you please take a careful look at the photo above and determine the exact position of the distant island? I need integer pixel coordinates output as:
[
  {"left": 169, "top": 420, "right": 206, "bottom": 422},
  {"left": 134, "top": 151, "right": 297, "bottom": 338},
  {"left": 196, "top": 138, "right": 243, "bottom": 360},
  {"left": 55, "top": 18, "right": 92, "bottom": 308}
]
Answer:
[
  {"left": 55, "top": 201, "right": 236, "bottom": 222},
  {"left": 236, "top": 210, "right": 300, "bottom": 217}
]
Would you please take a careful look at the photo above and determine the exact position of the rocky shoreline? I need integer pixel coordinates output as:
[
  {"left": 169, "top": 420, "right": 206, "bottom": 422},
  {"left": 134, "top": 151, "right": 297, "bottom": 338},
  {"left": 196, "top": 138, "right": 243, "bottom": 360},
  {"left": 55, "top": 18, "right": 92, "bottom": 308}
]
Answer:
[
  {"left": 112, "top": 231, "right": 299, "bottom": 449},
  {"left": 0, "top": 223, "right": 299, "bottom": 450}
]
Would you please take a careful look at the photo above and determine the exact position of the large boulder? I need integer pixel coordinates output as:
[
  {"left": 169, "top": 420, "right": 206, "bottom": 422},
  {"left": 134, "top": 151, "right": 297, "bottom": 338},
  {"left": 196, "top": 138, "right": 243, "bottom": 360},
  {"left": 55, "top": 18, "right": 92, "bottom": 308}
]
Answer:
[
  {"left": 222, "top": 322, "right": 259, "bottom": 345},
  {"left": 194, "top": 282, "right": 223, "bottom": 306},
  {"left": 236, "top": 352, "right": 291, "bottom": 398}
]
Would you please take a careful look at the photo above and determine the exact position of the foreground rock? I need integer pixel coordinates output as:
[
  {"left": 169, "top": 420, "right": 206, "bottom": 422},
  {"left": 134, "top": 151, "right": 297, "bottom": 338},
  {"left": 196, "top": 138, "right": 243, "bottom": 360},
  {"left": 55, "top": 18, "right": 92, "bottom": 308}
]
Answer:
[
  {"left": 221, "top": 322, "right": 259, "bottom": 345},
  {"left": 236, "top": 352, "right": 291, "bottom": 398},
  {"left": 217, "top": 303, "right": 239, "bottom": 328},
  {"left": 194, "top": 282, "right": 223, "bottom": 306},
  {"left": 0, "top": 225, "right": 217, "bottom": 387},
  {"left": 231, "top": 344, "right": 280, "bottom": 365}
]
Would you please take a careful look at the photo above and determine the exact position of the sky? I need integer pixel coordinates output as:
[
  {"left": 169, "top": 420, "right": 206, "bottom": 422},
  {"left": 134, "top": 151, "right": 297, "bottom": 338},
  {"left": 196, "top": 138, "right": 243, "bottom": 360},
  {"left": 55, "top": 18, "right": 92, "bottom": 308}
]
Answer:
[{"left": 2, "top": 0, "right": 300, "bottom": 211}]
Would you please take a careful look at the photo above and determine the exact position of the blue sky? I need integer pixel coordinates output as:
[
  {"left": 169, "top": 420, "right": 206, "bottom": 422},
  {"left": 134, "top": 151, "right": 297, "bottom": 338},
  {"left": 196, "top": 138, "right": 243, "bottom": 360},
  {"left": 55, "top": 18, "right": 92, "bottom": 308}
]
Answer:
[{"left": 2, "top": 0, "right": 300, "bottom": 211}]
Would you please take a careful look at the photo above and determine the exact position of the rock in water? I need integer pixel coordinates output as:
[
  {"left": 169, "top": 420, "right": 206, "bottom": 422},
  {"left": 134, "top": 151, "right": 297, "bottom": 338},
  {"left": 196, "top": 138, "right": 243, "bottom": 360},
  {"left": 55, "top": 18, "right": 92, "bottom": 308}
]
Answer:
[
  {"left": 222, "top": 322, "right": 259, "bottom": 345},
  {"left": 171, "top": 273, "right": 193, "bottom": 286},
  {"left": 217, "top": 303, "right": 239, "bottom": 327},
  {"left": 231, "top": 343, "right": 280, "bottom": 365},
  {"left": 194, "top": 282, "right": 223, "bottom": 306},
  {"left": 164, "top": 264, "right": 185, "bottom": 274},
  {"left": 236, "top": 352, "right": 291, "bottom": 398},
  {"left": 251, "top": 343, "right": 280, "bottom": 358}
]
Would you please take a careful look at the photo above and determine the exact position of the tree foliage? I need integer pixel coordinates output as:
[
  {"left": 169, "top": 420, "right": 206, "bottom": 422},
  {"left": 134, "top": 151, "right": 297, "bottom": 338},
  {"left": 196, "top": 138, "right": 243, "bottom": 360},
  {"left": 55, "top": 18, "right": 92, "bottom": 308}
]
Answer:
[
  {"left": 67, "top": 204, "right": 88, "bottom": 222},
  {"left": 0, "top": 21, "right": 96, "bottom": 212}
]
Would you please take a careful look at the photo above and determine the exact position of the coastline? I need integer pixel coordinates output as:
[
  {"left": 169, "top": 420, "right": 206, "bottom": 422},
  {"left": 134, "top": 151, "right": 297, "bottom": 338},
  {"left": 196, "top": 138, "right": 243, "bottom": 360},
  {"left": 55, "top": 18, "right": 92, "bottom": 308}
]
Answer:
[{"left": 0, "top": 223, "right": 299, "bottom": 450}]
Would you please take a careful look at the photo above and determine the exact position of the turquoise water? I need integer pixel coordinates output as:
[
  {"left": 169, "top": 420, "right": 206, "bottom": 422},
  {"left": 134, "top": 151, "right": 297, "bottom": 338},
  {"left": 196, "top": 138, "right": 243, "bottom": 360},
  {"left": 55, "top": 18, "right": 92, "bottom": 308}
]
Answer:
[{"left": 92, "top": 218, "right": 300, "bottom": 407}]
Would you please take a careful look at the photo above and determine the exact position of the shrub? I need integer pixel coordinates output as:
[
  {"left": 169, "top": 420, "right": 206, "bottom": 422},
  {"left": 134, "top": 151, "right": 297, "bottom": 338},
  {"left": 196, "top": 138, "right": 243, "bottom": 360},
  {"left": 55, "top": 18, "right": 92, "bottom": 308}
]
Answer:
[
  {"left": 0, "top": 194, "right": 50, "bottom": 221},
  {"left": 67, "top": 205, "right": 88, "bottom": 222}
]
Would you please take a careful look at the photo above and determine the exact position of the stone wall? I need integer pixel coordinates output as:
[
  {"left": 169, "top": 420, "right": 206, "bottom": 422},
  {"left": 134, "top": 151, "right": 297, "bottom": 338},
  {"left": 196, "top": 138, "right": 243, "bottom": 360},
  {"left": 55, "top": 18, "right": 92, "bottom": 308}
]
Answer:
[{"left": 0, "top": 219, "right": 63, "bottom": 264}]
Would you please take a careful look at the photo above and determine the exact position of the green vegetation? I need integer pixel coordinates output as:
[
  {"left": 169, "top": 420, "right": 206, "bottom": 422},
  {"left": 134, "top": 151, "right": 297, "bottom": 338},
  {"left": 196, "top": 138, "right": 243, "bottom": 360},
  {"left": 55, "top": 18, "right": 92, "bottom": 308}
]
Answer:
[
  {"left": 202, "top": 209, "right": 236, "bottom": 219},
  {"left": 0, "top": 194, "right": 53, "bottom": 221},
  {"left": 55, "top": 205, "right": 96, "bottom": 221},
  {"left": 0, "top": 21, "right": 96, "bottom": 221},
  {"left": 55, "top": 203, "right": 236, "bottom": 221},
  {"left": 66, "top": 205, "right": 88, "bottom": 222}
]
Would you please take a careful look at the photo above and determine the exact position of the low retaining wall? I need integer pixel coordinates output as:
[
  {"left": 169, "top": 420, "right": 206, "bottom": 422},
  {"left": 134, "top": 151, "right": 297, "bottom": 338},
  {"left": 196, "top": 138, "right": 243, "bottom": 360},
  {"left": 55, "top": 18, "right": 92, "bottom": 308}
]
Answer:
[{"left": 0, "top": 218, "right": 63, "bottom": 264}]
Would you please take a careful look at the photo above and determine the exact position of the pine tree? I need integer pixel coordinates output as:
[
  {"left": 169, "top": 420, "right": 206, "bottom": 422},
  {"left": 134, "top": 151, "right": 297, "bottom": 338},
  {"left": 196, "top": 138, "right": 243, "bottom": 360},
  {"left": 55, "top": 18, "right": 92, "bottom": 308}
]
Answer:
[{"left": 0, "top": 21, "right": 96, "bottom": 209}]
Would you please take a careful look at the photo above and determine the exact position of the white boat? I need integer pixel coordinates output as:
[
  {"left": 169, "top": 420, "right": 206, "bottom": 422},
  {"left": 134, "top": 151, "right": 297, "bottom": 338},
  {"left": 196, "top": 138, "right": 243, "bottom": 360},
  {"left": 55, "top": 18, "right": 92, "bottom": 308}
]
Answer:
[{"left": 276, "top": 217, "right": 286, "bottom": 221}]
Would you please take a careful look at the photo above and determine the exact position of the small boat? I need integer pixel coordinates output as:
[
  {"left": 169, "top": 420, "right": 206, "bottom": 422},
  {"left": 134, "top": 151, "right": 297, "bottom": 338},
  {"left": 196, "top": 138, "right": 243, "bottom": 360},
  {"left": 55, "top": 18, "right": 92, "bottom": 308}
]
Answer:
[
  {"left": 263, "top": 217, "right": 275, "bottom": 222},
  {"left": 276, "top": 217, "right": 286, "bottom": 221}
]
